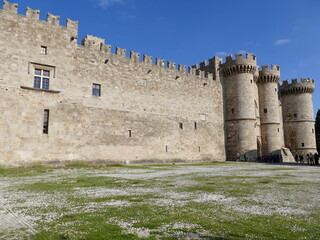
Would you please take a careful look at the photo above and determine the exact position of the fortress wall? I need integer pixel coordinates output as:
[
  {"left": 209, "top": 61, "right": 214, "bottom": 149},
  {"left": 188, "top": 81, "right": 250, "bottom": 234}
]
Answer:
[{"left": 0, "top": 6, "right": 225, "bottom": 166}]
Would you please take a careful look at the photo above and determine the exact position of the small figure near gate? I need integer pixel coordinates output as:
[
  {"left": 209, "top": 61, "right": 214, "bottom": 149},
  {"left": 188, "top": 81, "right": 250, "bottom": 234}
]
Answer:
[
  {"left": 299, "top": 155, "right": 304, "bottom": 163},
  {"left": 314, "top": 153, "right": 319, "bottom": 165}
]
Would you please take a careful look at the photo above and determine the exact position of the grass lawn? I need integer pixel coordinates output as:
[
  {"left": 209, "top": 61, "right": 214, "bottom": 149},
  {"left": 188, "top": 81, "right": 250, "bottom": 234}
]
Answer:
[{"left": 0, "top": 162, "right": 319, "bottom": 239}]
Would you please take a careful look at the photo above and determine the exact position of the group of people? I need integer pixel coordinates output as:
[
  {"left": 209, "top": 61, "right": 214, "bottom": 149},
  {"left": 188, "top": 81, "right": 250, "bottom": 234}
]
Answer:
[
  {"left": 238, "top": 152, "right": 319, "bottom": 165},
  {"left": 295, "top": 153, "right": 319, "bottom": 165},
  {"left": 257, "top": 154, "right": 282, "bottom": 163}
]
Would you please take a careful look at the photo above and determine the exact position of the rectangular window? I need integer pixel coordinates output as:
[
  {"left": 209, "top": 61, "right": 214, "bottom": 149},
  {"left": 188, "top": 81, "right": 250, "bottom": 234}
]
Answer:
[
  {"left": 138, "top": 79, "right": 147, "bottom": 86},
  {"left": 179, "top": 123, "right": 183, "bottom": 129},
  {"left": 166, "top": 145, "right": 168, "bottom": 153},
  {"left": 200, "top": 114, "right": 207, "bottom": 121},
  {"left": 194, "top": 122, "right": 197, "bottom": 130},
  {"left": 231, "top": 108, "right": 235, "bottom": 114},
  {"left": 128, "top": 130, "right": 132, "bottom": 138},
  {"left": 312, "top": 129, "right": 314, "bottom": 133},
  {"left": 41, "top": 46, "right": 47, "bottom": 55},
  {"left": 278, "top": 128, "right": 280, "bottom": 132},
  {"left": 92, "top": 83, "right": 101, "bottom": 96},
  {"left": 199, "top": 146, "right": 201, "bottom": 152},
  {"left": 34, "top": 69, "right": 50, "bottom": 90},
  {"left": 43, "top": 109, "right": 49, "bottom": 134},
  {"left": 294, "top": 113, "right": 297, "bottom": 118},
  {"left": 264, "top": 108, "right": 267, "bottom": 113},
  {"left": 302, "top": 143, "right": 305, "bottom": 147}
]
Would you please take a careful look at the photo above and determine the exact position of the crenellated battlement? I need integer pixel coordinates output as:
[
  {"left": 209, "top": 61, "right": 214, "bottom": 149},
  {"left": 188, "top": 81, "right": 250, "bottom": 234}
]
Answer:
[
  {"left": 26, "top": 7, "right": 39, "bottom": 19},
  {"left": 225, "top": 53, "right": 257, "bottom": 63},
  {"left": 280, "top": 78, "right": 315, "bottom": 95},
  {"left": 258, "top": 65, "right": 280, "bottom": 83},
  {"left": 221, "top": 53, "right": 257, "bottom": 77},
  {"left": 79, "top": 33, "right": 215, "bottom": 80},
  {"left": 3, "top": 0, "right": 16, "bottom": 13},
  {"left": 190, "top": 57, "right": 222, "bottom": 80},
  {"left": 0, "top": 1, "right": 215, "bottom": 82},
  {"left": 260, "top": 65, "right": 280, "bottom": 71},
  {"left": 1, "top": 1, "right": 78, "bottom": 37}
]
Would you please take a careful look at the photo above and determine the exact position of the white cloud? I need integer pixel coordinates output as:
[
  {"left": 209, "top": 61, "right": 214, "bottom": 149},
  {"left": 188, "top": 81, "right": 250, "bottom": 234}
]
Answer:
[
  {"left": 215, "top": 51, "right": 229, "bottom": 57},
  {"left": 99, "top": 0, "right": 124, "bottom": 8},
  {"left": 274, "top": 39, "right": 291, "bottom": 46}
]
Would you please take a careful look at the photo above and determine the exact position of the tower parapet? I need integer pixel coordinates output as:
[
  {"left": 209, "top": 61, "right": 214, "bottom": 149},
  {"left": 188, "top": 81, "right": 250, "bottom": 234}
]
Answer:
[
  {"left": 222, "top": 53, "right": 257, "bottom": 77},
  {"left": 258, "top": 65, "right": 280, "bottom": 83},
  {"left": 280, "top": 78, "right": 314, "bottom": 95}
]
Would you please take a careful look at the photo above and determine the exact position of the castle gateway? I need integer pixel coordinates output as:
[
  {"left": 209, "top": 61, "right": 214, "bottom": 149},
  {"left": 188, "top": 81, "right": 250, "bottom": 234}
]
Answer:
[{"left": 0, "top": 1, "right": 317, "bottom": 167}]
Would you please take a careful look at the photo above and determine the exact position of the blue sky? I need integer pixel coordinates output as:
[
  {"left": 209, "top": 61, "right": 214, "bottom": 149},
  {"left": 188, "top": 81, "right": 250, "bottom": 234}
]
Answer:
[{"left": 5, "top": 0, "right": 320, "bottom": 115}]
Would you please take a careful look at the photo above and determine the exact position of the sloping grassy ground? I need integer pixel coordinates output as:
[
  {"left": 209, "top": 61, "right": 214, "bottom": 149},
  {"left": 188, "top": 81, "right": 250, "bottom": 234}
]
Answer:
[{"left": 0, "top": 162, "right": 319, "bottom": 240}]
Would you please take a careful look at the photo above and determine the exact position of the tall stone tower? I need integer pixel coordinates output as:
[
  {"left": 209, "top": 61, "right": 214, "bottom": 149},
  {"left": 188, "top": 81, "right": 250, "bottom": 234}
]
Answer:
[
  {"left": 258, "top": 65, "right": 283, "bottom": 155},
  {"left": 280, "top": 78, "right": 317, "bottom": 156},
  {"left": 221, "top": 53, "right": 260, "bottom": 161}
]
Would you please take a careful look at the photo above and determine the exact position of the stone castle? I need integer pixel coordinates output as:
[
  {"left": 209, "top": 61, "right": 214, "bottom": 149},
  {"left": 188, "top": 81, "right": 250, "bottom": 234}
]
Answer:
[{"left": 0, "top": 1, "right": 317, "bottom": 167}]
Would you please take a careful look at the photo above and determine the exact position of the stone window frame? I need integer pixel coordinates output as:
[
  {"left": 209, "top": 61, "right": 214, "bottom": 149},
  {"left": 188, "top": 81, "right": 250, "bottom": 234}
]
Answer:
[
  {"left": 28, "top": 62, "right": 56, "bottom": 77},
  {"left": 21, "top": 62, "right": 59, "bottom": 93}
]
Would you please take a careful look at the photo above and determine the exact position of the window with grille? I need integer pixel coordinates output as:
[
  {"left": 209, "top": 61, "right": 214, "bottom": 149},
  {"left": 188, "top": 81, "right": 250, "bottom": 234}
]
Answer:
[
  {"left": 92, "top": 83, "right": 101, "bottom": 96},
  {"left": 34, "top": 69, "right": 50, "bottom": 90}
]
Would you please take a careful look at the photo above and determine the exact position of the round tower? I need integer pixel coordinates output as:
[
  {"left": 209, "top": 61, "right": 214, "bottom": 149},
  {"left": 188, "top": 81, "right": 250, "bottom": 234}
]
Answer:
[
  {"left": 258, "top": 65, "right": 283, "bottom": 155},
  {"left": 221, "top": 53, "right": 260, "bottom": 161},
  {"left": 280, "top": 78, "right": 317, "bottom": 156}
]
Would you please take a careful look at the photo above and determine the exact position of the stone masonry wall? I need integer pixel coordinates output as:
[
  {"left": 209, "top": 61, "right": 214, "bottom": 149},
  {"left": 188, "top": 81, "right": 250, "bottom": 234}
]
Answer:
[{"left": 0, "top": 4, "right": 225, "bottom": 167}]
